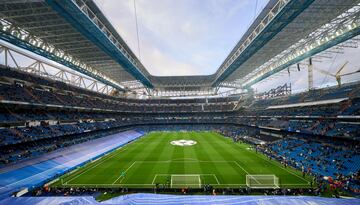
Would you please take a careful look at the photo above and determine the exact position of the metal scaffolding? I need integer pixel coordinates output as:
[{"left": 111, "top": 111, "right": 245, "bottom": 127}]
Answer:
[
  {"left": 0, "top": 0, "right": 359, "bottom": 97},
  {"left": 0, "top": 42, "right": 115, "bottom": 95}
]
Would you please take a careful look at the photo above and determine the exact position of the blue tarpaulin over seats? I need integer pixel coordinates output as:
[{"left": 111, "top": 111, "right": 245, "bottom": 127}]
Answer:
[
  {"left": 0, "top": 130, "right": 143, "bottom": 200},
  {"left": 1, "top": 194, "right": 360, "bottom": 205}
]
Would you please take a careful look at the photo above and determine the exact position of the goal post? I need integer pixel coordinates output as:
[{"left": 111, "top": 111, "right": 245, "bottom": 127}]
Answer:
[
  {"left": 170, "top": 175, "right": 201, "bottom": 188},
  {"left": 246, "top": 175, "right": 279, "bottom": 189}
]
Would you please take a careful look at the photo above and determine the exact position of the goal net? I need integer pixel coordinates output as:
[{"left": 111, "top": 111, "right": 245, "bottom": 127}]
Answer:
[
  {"left": 246, "top": 175, "right": 279, "bottom": 189},
  {"left": 171, "top": 175, "right": 201, "bottom": 188}
]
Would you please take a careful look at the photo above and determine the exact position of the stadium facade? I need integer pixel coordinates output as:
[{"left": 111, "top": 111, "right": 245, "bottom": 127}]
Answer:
[{"left": 0, "top": 0, "right": 360, "bottom": 204}]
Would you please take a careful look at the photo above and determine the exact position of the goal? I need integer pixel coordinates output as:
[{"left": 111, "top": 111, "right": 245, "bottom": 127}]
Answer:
[
  {"left": 171, "top": 175, "right": 201, "bottom": 188},
  {"left": 246, "top": 175, "right": 279, "bottom": 189}
]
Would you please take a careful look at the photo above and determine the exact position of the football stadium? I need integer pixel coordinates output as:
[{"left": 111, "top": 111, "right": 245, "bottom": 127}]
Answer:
[{"left": 0, "top": 0, "right": 360, "bottom": 204}]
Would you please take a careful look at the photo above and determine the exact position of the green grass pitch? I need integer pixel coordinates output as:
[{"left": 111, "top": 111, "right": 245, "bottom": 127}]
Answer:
[{"left": 52, "top": 131, "right": 313, "bottom": 188}]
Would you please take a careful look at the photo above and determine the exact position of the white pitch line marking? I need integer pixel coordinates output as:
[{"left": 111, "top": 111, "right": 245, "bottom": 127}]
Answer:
[
  {"left": 66, "top": 148, "right": 125, "bottom": 184},
  {"left": 232, "top": 161, "right": 263, "bottom": 185},
  {"left": 232, "top": 161, "right": 250, "bottom": 174},
  {"left": 112, "top": 161, "right": 137, "bottom": 184},
  {"left": 151, "top": 174, "right": 158, "bottom": 185},
  {"left": 63, "top": 182, "right": 311, "bottom": 187},
  {"left": 213, "top": 174, "right": 220, "bottom": 185},
  {"left": 239, "top": 144, "right": 311, "bottom": 184},
  {"left": 252, "top": 153, "right": 310, "bottom": 183},
  {"left": 136, "top": 160, "right": 233, "bottom": 163}
]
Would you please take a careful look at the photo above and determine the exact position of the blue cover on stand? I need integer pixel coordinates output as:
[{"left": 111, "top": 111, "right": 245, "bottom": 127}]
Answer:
[
  {"left": 0, "top": 130, "right": 143, "bottom": 199},
  {"left": 1, "top": 194, "right": 360, "bottom": 205}
]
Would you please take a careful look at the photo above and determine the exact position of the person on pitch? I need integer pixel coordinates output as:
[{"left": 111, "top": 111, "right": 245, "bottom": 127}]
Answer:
[{"left": 121, "top": 171, "right": 126, "bottom": 178}]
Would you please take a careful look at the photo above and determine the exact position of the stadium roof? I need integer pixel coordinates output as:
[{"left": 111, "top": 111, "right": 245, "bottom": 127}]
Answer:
[{"left": 0, "top": 0, "right": 360, "bottom": 95}]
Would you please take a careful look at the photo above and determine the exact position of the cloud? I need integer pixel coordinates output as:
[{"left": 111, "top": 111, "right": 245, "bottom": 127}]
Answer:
[
  {"left": 94, "top": 0, "right": 264, "bottom": 76},
  {"left": 141, "top": 45, "right": 199, "bottom": 76},
  {"left": 95, "top": 0, "right": 359, "bottom": 92}
]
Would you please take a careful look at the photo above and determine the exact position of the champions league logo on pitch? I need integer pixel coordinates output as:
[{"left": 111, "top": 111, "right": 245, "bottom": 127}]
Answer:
[{"left": 170, "top": 140, "right": 197, "bottom": 147}]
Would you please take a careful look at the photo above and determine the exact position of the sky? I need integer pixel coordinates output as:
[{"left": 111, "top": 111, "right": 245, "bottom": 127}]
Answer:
[
  {"left": 252, "top": 46, "right": 360, "bottom": 94},
  {"left": 94, "top": 0, "right": 270, "bottom": 76},
  {"left": 94, "top": 0, "right": 360, "bottom": 93},
  {"left": 1, "top": 0, "right": 358, "bottom": 94}
]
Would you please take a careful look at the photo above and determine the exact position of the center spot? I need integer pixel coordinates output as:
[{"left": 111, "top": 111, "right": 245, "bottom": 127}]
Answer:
[{"left": 170, "top": 140, "right": 197, "bottom": 146}]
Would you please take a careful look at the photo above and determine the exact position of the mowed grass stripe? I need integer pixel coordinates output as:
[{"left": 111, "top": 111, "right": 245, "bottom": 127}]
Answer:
[
  {"left": 213, "top": 141, "right": 249, "bottom": 185},
  {"left": 168, "top": 132, "right": 185, "bottom": 177},
  {"left": 90, "top": 135, "right": 153, "bottom": 184},
  {"left": 234, "top": 142, "right": 312, "bottom": 184},
  {"left": 62, "top": 140, "right": 140, "bottom": 185},
  {"left": 129, "top": 132, "right": 171, "bottom": 184},
  {"left": 67, "top": 138, "right": 136, "bottom": 184},
  {"left": 204, "top": 133, "right": 247, "bottom": 184},
  {"left": 67, "top": 133, "right": 157, "bottom": 185},
  {"left": 52, "top": 131, "right": 312, "bottom": 188},
  {"left": 116, "top": 132, "right": 167, "bottom": 184},
  {"left": 197, "top": 132, "right": 247, "bottom": 185},
  {"left": 183, "top": 132, "right": 204, "bottom": 180}
]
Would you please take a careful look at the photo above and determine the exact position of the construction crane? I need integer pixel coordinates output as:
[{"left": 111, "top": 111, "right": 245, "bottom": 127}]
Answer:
[{"left": 313, "top": 61, "right": 360, "bottom": 87}]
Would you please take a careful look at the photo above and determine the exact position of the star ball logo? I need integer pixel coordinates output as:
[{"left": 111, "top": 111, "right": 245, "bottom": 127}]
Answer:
[{"left": 170, "top": 140, "right": 197, "bottom": 146}]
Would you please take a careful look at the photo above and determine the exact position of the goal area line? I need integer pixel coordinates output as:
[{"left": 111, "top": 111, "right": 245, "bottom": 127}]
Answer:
[
  {"left": 60, "top": 159, "right": 311, "bottom": 188},
  {"left": 60, "top": 182, "right": 309, "bottom": 187}
]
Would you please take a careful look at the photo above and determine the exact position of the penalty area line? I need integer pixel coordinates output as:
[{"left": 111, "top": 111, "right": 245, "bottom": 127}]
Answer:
[{"left": 62, "top": 182, "right": 310, "bottom": 187}]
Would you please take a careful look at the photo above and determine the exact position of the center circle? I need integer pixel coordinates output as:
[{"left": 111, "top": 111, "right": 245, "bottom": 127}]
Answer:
[{"left": 170, "top": 139, "right": 197, "bottom": 146}]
